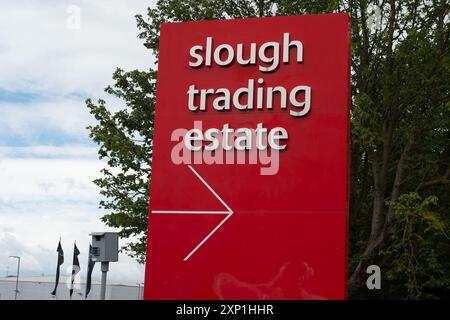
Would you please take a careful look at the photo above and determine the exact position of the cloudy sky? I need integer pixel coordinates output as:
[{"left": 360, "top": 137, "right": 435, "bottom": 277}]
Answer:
[{"left": 0, "top": 0, "right": 156, "bottom": 286}]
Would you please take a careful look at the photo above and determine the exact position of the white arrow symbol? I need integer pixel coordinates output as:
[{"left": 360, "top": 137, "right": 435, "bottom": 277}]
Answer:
[{"left": 152, "top": 165, "right": 234, "bottom": 262}]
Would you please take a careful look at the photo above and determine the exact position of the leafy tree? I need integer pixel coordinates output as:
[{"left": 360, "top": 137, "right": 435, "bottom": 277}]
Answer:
[
  {"left": 346, "top": 1, "right": 450, "bottom": 297},
  {"left": 85, "top": 69, "right": 155, "bottom": 263},
  {"left": 86, "top": 0, "right": 450, "bottom": 297},
  {"left": 382, "top": 193, "right": 449, "bottom": 299}
]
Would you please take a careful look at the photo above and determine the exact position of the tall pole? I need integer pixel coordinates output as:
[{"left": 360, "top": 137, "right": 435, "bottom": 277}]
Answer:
[
  {"left": 100, "top": 261, "right": 109, "bottom": 300},
  {"left": 9, "top": 256, "right": 20, "bottom": 300}
]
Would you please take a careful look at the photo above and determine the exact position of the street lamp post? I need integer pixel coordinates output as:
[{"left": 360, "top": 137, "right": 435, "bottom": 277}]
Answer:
[{"left": 9, "top": 256, "right": 20, "bottom": 300}]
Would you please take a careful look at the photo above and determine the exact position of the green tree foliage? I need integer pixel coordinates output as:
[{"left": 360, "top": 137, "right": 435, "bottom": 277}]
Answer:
[
  {"left": 346, "top": 0, "right": 450, "bottom": 299},
  {"left": 86, "top": 0, "right": 450, "bottom": 297},
  {"left": 382, "top": 193, "right": 449, "bottom": 299},
  {"left": 85, "top": 69, "right": 156, "bottom": 263}
]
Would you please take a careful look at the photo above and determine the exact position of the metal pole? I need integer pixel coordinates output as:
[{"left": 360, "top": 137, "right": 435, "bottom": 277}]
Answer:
[
  {"left": 100, "top": 261, "right": 109, "bottom": 300},
  {"left": 15, "top": 258, "right": 20, "bottom": 300},
  {"left": 9, "top": 256, "right": 20, "bottom": 300}
]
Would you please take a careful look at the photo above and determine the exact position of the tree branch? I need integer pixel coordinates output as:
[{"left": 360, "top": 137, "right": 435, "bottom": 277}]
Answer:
[
  {"left": 415, "top": 167, "right": 450, "bottom": 192},
  {"left": 384, "top": 136, "right": 414, "bottom": 232}
]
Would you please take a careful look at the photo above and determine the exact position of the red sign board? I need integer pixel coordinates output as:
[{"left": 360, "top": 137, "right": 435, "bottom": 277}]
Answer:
[{"left": 144, "top": 13, "right": 350, "bottom": 300}]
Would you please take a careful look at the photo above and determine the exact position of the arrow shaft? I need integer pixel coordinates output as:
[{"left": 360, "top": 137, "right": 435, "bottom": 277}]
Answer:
[{"left": 152, "top": 210, "right": 229, "bottom": 214}]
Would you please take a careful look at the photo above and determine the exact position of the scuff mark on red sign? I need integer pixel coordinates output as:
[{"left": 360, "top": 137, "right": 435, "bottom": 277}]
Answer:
[{"left": 213, "top": 262, "right": 326, "bottom": 300}]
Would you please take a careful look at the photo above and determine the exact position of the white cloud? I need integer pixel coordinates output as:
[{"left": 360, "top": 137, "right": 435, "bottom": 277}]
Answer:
[
  {"left": 0, "top": 94, "right": 139, "bottom": 146},
  {"left": 0, "top": 0, "right": 154, "bottom": 287},
  {"left": 0, "top": 156, "right": 145, "bottom": 283},
  {"left": 0, "top": 145, "right": 99, "bottom": 159},
  {"left": 0, "top": 0, "right": 154, "bottom": 98},
  {"left": 0, "top": 158, "right": 102, "bottom": 202},
  {"left": 0, "top": 1, "right": 155, "bottom": 144},
  {"left": 0, "top": 98, "right": 93, "bottom": 143}
]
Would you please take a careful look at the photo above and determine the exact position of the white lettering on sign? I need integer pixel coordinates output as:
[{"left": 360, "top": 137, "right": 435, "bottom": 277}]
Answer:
[
  {"left": 189, "top": 33, "right": 303, "bottom": 71},
  {"left": 184, "top": 123, "right": 288, "bottom": 152},
  {"left": 170, "top": 121, "right": 282, "bottom": 176},
  {"left": 184, "top": 33, "right": 311, "bottom": 159},
  {"left": 187, "top": 79, "right": 311, "bottom": 117}
]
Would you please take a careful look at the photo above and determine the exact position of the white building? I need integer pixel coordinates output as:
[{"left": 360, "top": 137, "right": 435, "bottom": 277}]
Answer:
[{"left": 0, "top": 275, "right": 144, "bottom": 300}]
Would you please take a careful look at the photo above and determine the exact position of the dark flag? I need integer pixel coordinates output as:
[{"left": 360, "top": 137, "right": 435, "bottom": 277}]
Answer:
[
  {"left": 69, "top": 242, "right": 80, "bottom": 299},
  {"left": 51, "top": 240, "right": 64, "bottom": 296},
  {"left": 85, "top": 244, "right": 96, "bottom": 299}
]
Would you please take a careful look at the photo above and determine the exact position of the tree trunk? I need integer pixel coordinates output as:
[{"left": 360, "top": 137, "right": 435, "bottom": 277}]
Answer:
[
  {"left": 349, "top": 138, "right": 412, "bottom": 289},
  {"left": 349, "top": 152, "right": 386, "bottom": 288}
]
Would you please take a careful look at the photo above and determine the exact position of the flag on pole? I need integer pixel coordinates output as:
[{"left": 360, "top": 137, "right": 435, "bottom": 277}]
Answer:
[
  {"left": 85, "top": 244, "right": 96, "bottom": 299},
  {"left": 69, "top": 242, "right": 80, "bottom": 299},
  {"left": 51, "top": 239, "right": 64, "bottom": 296}
]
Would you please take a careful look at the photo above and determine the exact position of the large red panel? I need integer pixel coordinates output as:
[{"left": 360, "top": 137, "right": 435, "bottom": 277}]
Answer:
[{"left": 145, "top": 13, "right": 350, "bottom": 300}]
